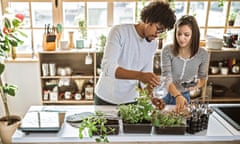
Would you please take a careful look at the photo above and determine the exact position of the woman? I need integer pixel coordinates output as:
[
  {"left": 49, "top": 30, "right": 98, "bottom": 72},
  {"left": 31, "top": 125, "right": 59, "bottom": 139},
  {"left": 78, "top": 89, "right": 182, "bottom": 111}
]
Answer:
[{"left": 161, "top": 15, "right": 209, "bottom": 112}]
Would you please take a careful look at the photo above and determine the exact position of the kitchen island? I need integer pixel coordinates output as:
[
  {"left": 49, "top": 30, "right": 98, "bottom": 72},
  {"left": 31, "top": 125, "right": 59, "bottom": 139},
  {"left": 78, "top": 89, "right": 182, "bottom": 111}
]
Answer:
[{"left": 12, "top": 104, "right": 240, "bottom": 144}]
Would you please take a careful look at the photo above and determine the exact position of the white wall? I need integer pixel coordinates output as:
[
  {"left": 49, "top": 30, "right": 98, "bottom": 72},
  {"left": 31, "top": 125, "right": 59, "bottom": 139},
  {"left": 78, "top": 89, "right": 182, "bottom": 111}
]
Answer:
[{"left": 0, "top": 60, "right": 42, "bottom": 117}]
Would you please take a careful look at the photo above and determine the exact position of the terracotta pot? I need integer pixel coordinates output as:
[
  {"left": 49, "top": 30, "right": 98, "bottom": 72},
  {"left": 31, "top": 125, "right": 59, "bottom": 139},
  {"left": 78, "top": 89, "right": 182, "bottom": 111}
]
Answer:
[{"left": 0, "top": 115, "right": 21, "bottom": 144}]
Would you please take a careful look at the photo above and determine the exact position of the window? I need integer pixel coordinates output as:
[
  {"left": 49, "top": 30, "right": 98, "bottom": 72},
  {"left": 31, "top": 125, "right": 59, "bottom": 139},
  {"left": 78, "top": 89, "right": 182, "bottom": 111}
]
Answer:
[{"left": 1, "top": 0, "right": 240, "bottom": 57}]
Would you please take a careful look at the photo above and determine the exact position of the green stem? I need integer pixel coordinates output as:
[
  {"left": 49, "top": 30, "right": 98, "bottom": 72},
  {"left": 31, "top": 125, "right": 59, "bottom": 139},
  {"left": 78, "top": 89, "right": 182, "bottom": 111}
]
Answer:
[{"left": 0, "top": 77, "right": 10, "bottom": 119}]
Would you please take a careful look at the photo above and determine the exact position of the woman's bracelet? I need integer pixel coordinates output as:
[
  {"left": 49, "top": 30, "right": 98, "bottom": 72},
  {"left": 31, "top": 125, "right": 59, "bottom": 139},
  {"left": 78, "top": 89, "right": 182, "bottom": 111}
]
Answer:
[{"left": 175, "top": 94, "right": 181, "bottom": 99}]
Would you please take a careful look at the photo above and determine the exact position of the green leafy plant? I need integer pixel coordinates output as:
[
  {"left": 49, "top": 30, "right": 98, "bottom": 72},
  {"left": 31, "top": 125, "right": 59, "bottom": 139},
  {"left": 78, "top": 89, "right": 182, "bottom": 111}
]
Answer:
[
  {"left": 79, "top": 111, "right": 118, "bottom": 143},
  {"left": 0, "top": 8, "right": 27, "bottom": 124},
  {"left": 99, "top": 34, "right": 106, "bottom": 51},
  {"left": 118, "top": 88, "right": 153, "bottom": 124},
  {"left": 78, "top": 19, "right": 87, "bottom": 39},
  {"left": 218, "top": 0, "right": 225, "bottom": 7},
  {"left": 151, "top": 110, "right": 185, "bottom": 128},
  {"left": 229, "top": 11, "right": 237, "bottom": 21}
]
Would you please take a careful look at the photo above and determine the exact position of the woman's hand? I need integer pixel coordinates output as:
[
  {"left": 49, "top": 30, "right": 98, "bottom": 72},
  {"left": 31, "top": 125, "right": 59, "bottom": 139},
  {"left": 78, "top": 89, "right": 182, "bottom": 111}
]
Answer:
[{"left": 175, "top": 95, "right": 188, "bottom": 113}]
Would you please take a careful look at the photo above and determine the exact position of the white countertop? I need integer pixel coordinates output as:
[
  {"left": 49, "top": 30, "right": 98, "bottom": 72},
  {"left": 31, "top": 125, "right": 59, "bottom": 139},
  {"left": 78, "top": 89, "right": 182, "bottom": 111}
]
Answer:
[{"left": 12, "top": 104, "right": 240, "bottom": 143}]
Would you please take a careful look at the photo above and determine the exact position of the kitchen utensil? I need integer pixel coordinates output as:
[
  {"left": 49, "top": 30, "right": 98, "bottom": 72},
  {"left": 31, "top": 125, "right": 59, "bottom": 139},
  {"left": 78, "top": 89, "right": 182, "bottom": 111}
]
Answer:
[
  {"left": 65, "top": 67, "right": 72, "bottom": 75},
  {"left": 64, "top": 91, "right": 71, "bottom": 100},
  {"left": 85, "top": 53, "right": 93, "bottom": 65},
  {"left": 206, "top": 37, "right": 223, "bottom": 49},
  {"left": 49, "top": 63, "right": 56, "bottom": 76},
  {"left": 190, "top": 88, "right": 201, "bottom": 98},
  {"left": 60, "top": 40, "right": 68, "bottom": 49},
  {"left": 232, "top": 65, "right": 240, "bottom": 74},
  {"left": 42, "top": 63, "right": 49, "bottom": 76},
  {"left": 220, "top": 67, "right": 229, "bottom": 75},
  {"left": 210, "top": 66, "right": 219, "bottom": 74},
  {"left": 74, "top": 93, "right": 82, "bottom": 100}
]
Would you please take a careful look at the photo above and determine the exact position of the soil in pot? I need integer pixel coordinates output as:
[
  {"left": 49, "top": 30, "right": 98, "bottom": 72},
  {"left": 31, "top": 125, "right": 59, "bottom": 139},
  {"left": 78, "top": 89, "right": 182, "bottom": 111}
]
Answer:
[
  {"left": 186, "top": 114, "right": 209, "bottom": 134},
  {"left": 0, "top": 115, "right": 21, "bottom": 125},
  {"left": 154, "top": 125, "right": 186, "bottom": 135},
  {"left": 0, "top": 115, "right": 21, "bottom": 144},
  {"left": 122, "top": 120, "right": 152, "bottom": 134}
]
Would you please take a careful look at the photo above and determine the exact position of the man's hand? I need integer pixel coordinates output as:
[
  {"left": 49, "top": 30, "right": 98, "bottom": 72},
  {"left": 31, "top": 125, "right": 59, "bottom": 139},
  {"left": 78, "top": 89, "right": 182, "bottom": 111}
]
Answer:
[{"left": 139, "top": 72, "right": 160, "bottom": 89}]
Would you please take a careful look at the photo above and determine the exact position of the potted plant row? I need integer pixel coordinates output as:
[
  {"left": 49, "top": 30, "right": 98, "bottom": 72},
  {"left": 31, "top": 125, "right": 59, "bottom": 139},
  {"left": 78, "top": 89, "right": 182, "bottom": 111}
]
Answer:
[
  {"left": 78, "top": 87, "right": 188, "bottom": 143},
  {"left": 118, "top": 87, "right": 186, "bottom": 135}
]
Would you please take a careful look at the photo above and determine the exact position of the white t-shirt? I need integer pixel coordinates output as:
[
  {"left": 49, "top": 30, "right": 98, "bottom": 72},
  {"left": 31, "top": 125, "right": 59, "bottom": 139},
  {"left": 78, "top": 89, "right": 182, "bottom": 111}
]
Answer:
[{"left": 95, "top": 24, "right": 158, "bottom": 104}]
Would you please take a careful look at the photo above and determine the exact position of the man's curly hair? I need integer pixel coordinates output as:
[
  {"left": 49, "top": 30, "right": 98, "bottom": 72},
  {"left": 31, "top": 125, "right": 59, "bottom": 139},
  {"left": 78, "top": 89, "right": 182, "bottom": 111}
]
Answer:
[{"left": 140, "top": 1, "right": 176, "bottom": 30}]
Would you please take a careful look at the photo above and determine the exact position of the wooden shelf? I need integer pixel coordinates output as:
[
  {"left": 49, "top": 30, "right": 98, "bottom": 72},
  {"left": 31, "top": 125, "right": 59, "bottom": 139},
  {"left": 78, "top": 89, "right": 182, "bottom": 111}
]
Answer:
[
  {"left": 41, "top": 75, "right": 94, "bottom": 79},
  {"left": 206, "top": 50, "right": 240, "bottom": 103},
  {"left": 207, "top": 47, "right": 240, "bottom": 52},
  {"left": 39, "top": 49, "right": 97, "bottom": 105},
  {"left": 208, "top": 74, "right": 240, "bottom": 78},
  {"left": 42, "top": 100, "right": 94, "bottom": 105},
  {"left": 209, "top": 97, "right": 240, "bottom": 103}
]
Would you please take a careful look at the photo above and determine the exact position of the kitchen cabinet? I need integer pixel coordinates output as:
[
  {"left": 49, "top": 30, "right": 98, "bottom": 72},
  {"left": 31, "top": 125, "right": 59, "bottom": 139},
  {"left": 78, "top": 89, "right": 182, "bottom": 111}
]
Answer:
[
  {"left": 154, "top": 48, "right": 240, "bottom": 103},
  {"left": 38, "top": 48, "right": 240, "bottom": 105},
  {"left": 207, "top": 48, "right": 240, "bottom": 103},
  {"left": 39, "top": 49, "right": 97, "bottom": 105}
]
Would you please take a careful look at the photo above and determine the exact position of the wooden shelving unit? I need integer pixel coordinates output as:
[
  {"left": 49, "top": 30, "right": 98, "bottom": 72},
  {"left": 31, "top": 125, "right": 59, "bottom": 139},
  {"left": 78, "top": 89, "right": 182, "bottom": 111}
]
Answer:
[
  {"left": 207, "top": 48, "right": 240, "bottom": 103},
  {"left": 38, "top": 49, "right": 98, "bottom": 105}
]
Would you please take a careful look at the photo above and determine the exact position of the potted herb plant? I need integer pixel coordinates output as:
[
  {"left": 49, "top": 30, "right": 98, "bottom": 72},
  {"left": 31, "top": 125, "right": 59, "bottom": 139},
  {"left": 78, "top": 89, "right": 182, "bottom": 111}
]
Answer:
[
  {"left": 228, "top": 11, "right": 237, "bottom": 26},
  {"left": 79, "top": 111, "right": 119, "bottom": 143},
  {"left": 151, "top": 110, "right": 186, "bottom": 135},
  {"left": 118, "top": 88, "right": 154, "bottom": 133},
  {"left": 0, "top": 8, "right": 27, "bottom": 143},
  {"left": 76, "top": 19, "right": 87, "bottom": 49}
]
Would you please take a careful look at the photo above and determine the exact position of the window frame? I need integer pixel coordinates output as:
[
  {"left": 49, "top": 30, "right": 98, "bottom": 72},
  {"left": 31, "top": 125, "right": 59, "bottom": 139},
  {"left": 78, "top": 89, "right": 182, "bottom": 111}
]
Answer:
[{"left": 1, "top": 0, "right": 239, "bottom": 58}]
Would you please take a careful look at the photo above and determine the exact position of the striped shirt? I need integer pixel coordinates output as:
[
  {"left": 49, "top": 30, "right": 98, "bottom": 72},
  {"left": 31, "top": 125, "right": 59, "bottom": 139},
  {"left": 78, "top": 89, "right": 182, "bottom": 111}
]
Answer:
[{"left": 161, "top": 43, "right": 209, "bottom": 92}]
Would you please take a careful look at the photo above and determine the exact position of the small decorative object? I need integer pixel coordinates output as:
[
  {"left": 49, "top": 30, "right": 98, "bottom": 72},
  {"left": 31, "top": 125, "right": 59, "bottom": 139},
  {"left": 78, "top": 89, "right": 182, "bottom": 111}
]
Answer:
[
  {"left": 0, "top": 7, "right": 27, "bottom": 143},
  {"left": 68, "top": 31, "right": 75, "bottom": 48},
  {"left": 76, "top": 19, "right": 87, "bottom": 49},
  {"left": 56, "top": 23, "right": 62, "bottom": 48},
  {"left": 228, "top": 11, "right": 237, "bottom": 26},
  {"left": 82, "top": 79, "right": 94, "bottom": 100}
]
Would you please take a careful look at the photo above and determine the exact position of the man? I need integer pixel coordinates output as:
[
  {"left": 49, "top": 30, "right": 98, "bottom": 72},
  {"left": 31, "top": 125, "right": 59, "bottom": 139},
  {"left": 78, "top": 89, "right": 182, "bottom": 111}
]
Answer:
[{"left": 95, "top": 1, "right": 176, "bottom": 105}]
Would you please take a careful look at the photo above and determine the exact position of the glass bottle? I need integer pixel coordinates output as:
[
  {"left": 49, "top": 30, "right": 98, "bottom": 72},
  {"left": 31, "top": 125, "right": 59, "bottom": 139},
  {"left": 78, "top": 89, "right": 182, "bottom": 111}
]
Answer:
[
  {"left": 82, "top": 79, "right": 94, "bottom": 100},
  {"left": 206, "top": 82, "right": 213, "bottom": 99}
]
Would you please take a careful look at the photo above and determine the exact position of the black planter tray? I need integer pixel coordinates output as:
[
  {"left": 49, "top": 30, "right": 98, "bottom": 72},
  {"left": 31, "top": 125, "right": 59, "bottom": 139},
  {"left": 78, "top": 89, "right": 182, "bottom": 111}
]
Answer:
[
  {"left": 154, "top": 125, "right": 186, "bottom": 135},
  {"left": 94, "top": 124, "right": 120, "bottom": 135},
  {"left": 122, "top": 122, "right": 152, "bottom": 133}
]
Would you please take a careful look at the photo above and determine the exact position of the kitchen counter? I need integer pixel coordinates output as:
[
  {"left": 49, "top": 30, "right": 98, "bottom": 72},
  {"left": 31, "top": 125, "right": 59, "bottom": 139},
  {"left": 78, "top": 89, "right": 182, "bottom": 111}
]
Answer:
[{"left": 12, "top": 104, "right": 240, "bottom": 144}]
